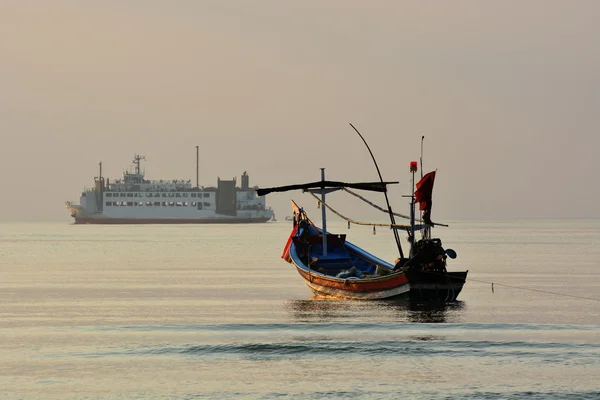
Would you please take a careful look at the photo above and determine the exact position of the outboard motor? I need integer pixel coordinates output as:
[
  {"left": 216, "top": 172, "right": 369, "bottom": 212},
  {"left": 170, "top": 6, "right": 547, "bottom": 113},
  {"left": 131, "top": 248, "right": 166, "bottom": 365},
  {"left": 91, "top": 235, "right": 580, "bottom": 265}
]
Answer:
[{"left": 402, "top": 238, "right": 454, "bottom": 273}]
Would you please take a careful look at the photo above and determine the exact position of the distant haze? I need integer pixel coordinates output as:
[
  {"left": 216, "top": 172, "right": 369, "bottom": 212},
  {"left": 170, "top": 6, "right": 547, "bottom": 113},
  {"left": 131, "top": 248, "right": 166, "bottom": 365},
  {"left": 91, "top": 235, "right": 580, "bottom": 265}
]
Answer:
[{"left": 1, "top": 1, "right": 598, "bottom": 222}]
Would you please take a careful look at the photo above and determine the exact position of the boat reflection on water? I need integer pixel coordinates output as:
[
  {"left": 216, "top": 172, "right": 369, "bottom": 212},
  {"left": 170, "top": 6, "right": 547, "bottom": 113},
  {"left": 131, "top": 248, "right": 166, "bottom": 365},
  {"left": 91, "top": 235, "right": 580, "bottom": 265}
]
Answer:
[{"left": 284, "top": 297, "right": 466, "bottom": 324}]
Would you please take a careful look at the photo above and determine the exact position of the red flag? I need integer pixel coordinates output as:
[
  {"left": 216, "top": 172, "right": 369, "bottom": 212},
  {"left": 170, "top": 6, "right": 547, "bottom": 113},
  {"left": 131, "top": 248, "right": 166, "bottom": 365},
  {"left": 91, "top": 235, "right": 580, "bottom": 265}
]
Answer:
[
  {"left": 281, "top": 225, "right": 299, "bottom": 263},
  {"left": 414, "top": 171, "right": 436, "bottom": 224}
]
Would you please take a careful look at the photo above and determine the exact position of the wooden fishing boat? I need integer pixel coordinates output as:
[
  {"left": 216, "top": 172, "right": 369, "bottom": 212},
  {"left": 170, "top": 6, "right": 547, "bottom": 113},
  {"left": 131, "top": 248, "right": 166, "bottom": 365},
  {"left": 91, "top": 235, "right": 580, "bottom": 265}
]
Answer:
[
  {"left": 272, "top": 199, "right": 467, "bottom": 301},
  {"left": 256, "top": 128, "right": 468, "bottom": 301}
]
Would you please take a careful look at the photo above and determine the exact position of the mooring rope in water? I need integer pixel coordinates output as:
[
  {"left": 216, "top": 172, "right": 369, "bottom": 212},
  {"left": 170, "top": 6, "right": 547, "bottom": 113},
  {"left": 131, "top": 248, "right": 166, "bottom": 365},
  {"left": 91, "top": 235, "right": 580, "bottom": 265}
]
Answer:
[
  {"left": 306, "top": 191, "right": 411, "bottom": 229},
  {"left": 469, "top": 277, "right": 600, "bottom": 302},
  {"left": 420, "top": 270, "right": 600, "bottom": 302}
]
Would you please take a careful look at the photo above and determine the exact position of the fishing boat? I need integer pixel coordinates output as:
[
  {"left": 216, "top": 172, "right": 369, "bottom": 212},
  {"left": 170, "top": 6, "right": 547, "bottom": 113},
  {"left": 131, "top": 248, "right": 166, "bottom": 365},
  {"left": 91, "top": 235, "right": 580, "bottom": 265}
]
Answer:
[{"left": 256, "top": 127, "right": 468, "bottom": 301}]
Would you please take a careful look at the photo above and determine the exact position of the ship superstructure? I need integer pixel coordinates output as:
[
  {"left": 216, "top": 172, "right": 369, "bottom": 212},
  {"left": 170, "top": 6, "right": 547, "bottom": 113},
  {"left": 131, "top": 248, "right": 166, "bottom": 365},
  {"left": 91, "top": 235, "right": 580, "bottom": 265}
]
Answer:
[{"left": 66, "top": 154, "right": 274, "bottom": 224}]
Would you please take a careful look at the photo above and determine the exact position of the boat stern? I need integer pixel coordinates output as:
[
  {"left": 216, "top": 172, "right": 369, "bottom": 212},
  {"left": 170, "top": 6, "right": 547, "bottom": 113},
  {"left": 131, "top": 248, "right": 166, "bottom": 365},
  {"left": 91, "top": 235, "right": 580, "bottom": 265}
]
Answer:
[{"left": 404, "top": 269, "right": 468, "bottom": 302}]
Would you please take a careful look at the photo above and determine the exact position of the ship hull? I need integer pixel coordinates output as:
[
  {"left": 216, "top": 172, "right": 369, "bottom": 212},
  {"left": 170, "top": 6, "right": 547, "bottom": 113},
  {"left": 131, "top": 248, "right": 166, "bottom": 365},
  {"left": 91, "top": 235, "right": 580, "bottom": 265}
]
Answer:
[{"left": 74, "top": 217, "right": 271, "bottom": 224}]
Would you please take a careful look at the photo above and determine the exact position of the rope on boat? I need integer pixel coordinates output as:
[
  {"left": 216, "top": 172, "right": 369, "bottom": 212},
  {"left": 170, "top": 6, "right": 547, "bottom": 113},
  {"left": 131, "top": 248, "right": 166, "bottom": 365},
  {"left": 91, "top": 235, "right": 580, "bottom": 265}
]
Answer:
[
  {"left": 340, "top": 187, "right": 449, "bottom": 227},
  {"left": 306, "top": 191, "right": 412, "bottom": 230},
  {"left": 341, "top": 187, "right": 412, "bottom": 220}
]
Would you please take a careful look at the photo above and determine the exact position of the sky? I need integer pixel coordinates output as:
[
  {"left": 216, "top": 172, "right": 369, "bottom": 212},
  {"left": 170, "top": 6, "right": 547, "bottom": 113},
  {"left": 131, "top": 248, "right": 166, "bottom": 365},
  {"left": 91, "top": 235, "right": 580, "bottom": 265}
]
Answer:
[{"left": 1, "top": 1, "right": 599, "bottom": 222}]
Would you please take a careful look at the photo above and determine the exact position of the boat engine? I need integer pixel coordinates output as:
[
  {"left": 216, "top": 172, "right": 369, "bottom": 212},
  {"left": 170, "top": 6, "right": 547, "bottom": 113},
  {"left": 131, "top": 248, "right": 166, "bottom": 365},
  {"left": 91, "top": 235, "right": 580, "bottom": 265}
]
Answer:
[{"left": 402, "top": 238, "right": 456, "bottom": 273}]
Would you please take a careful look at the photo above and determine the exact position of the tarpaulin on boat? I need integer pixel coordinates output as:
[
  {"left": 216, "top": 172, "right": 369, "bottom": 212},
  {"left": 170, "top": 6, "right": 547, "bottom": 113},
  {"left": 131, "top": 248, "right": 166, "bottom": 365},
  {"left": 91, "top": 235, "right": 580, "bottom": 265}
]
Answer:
[{"left": 256, "top": 181, "right": 397, "bottom": 196}]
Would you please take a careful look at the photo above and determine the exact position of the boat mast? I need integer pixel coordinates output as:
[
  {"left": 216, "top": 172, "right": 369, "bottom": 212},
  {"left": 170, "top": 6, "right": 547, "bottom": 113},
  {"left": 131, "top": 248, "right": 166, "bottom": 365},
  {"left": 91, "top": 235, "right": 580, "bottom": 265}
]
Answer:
[
  {"left": 196, "top": 145, "right": 199, "bottom": 188},
  {"left": 409, "top": 161, "right": 418, "bottom": 257},
  {"left": 420, "top": 136, "right": 429, "bottom": 240},
  {"left": 420, "top": 136, "right": 424, "bottom": 180},
  {"left": 321, "top": 168, "right": 327, "bottom": 257}
]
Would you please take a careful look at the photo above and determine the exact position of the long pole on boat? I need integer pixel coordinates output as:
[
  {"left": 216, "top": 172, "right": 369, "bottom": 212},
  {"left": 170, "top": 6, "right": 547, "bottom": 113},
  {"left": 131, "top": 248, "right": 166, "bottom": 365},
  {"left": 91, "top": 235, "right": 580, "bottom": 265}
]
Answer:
[
  {"left": 321, "top": 168, "right": 328, "bottom": 257},
  {"left": 420, "top": 136, "right": 427, "bottom": 239},
  {"left": 349, "top": 123, "right": 404, "bottom": 258},
  {"left": 420, "top": 136, "right": 424, "bottom": 180}
]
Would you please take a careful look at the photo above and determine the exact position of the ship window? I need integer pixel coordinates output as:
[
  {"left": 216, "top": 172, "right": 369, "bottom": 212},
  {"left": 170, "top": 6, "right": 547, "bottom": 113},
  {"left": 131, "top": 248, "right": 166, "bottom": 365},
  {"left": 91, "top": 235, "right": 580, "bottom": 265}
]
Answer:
[
  {"left": 162, "top": 193, "right": 167, "bottom": 198},
  {"left": 162, "top": 202, "right": 167, "bottom": 206},
  {"left": 182, "top": 193, "right": 188, "bottom": 197},
  {"left": 146, "top": 193, "right": 152, "bottom": 197},
  {"left": 127, "top": 193, "right": 133, "bottom": 197},
  {"left": 191, "top": 193, "right": 197, "bottom": 197},
  {"left": 204, "top": 202, "right": 210, "bottom": 207},
  {"left": 191, "top": 202, "right": 197, "bottom": 207},
  {"left": 138, "top": 202, "right": 143, "bottom": 206},
  {"left": 203, "top": 193, "right": 210, "bottom": 198},
  {"left": 154, "top": 202, "right": 161, "bottom": 206},
  {"left": 197, "top": 202, "right": 203, "bottom": 210},
  {"left": 176, "top": 193, "right": 181, "bottom": 198},
  {"left": 105, "top": 202, "right": 111, "bottom": 206},
  {"left": 176, "top": 202, "right": 182, "bottom": 207},
  {"left": 183, "top": 202, "right": 188, "bottom": 206},
  {"left": 127, "top": 202, "right": 133, "bottom": 206},
  {"left": 168, "top": 202, "right": 175, "bottom": 206},
  {"left": 106, "top": 193, "right": 112, "bottom": 197},
  {"left": 154, "top": 193, "right": 160, "bottom": 197},
  {"left": 146, "top": 202, "right": 152, "bottom": 206}
]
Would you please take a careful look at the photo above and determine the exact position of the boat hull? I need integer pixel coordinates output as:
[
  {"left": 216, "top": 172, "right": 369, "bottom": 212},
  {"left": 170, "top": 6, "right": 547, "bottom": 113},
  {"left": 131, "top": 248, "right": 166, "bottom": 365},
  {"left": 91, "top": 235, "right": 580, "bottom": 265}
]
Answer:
[
  {"left": 296, "top": 266, "right": 411, "bottom": 300},
  {"left": 295, "top": 265, "right": 467, "bottom": 301}
]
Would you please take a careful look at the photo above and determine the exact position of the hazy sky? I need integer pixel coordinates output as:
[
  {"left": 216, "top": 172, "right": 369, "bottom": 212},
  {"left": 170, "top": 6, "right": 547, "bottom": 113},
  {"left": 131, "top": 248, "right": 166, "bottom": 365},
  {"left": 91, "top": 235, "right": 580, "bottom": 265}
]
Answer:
[{"left": 1, "top": 1, "right": 599, "bottom": 222}]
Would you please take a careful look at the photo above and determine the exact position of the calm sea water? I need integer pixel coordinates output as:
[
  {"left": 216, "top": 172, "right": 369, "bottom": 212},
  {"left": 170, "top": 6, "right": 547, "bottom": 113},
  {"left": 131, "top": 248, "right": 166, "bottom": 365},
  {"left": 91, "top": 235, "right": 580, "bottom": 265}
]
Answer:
[{"left": 1, "top": 220, "right": 600, "bottom": 399}]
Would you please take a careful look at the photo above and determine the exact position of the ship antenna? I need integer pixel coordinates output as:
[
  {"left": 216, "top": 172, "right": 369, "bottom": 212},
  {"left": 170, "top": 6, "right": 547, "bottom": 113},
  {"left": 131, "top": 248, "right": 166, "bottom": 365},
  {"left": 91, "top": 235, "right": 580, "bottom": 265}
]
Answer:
[
  {"left": 133, "top": 154, "right": 146, "bottom": 175},
  {"left": 196, "top": 146, "right": 199, "bottom": 188},
  {"left": 349, "top": 123, "right": 404, "bottom": 258}
]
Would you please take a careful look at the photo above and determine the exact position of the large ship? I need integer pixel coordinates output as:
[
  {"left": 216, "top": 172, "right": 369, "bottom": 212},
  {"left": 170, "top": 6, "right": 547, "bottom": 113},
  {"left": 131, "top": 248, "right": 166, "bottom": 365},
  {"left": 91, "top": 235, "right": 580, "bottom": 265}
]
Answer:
[{"left": 66, "top": 153, "right": 274, "bottom": 224}]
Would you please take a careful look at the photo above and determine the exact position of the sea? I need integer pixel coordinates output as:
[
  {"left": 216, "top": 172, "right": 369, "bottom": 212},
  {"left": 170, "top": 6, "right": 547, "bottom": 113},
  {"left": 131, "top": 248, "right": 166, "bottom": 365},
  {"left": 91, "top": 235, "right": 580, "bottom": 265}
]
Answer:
[{"left": 1, "top": 219, "right": 599, "bottom": 399}]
